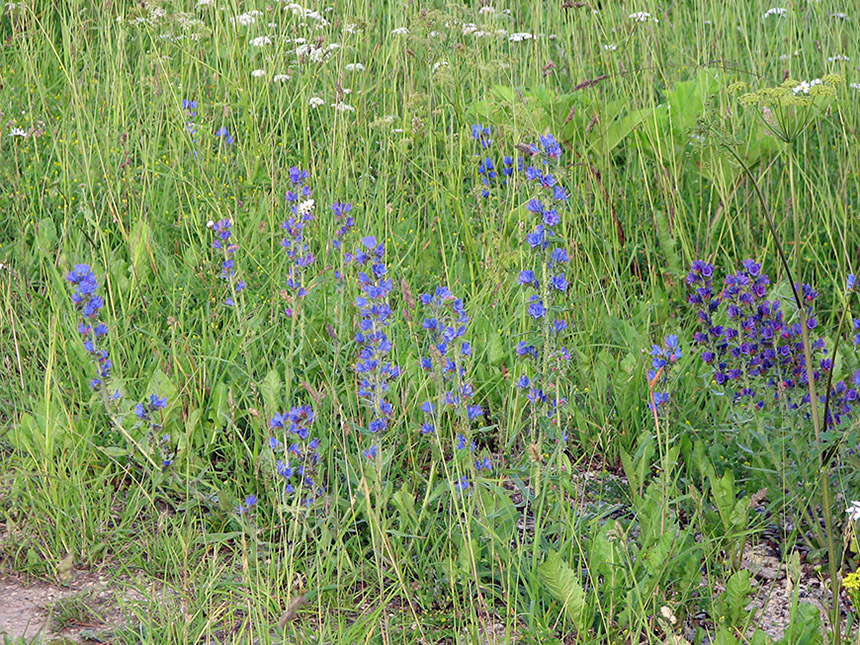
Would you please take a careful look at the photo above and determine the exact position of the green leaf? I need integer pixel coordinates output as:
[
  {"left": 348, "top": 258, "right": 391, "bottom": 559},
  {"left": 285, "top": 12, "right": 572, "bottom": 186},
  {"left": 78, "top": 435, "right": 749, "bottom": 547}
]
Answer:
[
  {"left": 129, "top": 216, "right": 152, "bottom": 283},
  {"left": 538, "top": 551, "right": 588, "bottom": 632},
  {"left": 718, "top": 570, "right": 752, "bottom": 628},
  {"left": 487, "top": 330, "right": 504, "bottom": 365},
  {"left": 260, "top": 369, "right": 281, "bottom": 416}
]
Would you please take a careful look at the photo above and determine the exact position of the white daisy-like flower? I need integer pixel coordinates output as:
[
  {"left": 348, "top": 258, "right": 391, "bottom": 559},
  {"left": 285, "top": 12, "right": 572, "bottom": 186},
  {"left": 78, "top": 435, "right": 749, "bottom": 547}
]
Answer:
[
  {"left": 250, "top": 36, "right": 272, "bottom": 46},
  {"left": 390, "top": 27, "right": 409, "bottom": 35},
  {"left": 309, "top": 96, "right": 325, "bottom": 108},
  {"left": 432, "top": 60, "right": 449, "bottom": 72},
  {"left": 847, "top": 501, "right": 860, "bottom": 522},
  {"left": 345, "top": 63, "right": 365, "bottom": 72},
  {"left": 827, "top": 54, "right": 849, "bottom": 62},
  {"left": 792, "top": 79, "right": 820, "bottom": 95},
  {"left": 508, "top": 32, "right": 533, "bottom": 42},
  {"left": 296, "top": 199, "right": 315, "bottom": 216},
  {"left": 478, "top": 6, "right": 495, "bottom": 14},
  {"left": 629, "top": 12, "right": 658, "bottom": 22},
  {"left": 251, "top": 69, "right": 266, "bottom": 78},
  {"left": 762, "top": 7, "right": 787, "bottom": 18},
  {"left": 273, "top": 74, "right": 291, "bottom": 82},
  {"left": 331, "top": 102, "right": 355, "bottom": 112},
  {"left": 9, "top": 127, "right": 28, "bottom": 137}
]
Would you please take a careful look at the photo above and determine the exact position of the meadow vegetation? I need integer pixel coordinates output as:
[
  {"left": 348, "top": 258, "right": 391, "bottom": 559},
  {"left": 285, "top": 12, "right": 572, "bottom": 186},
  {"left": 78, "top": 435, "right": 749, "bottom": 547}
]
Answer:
[{"left": 2, "top": 0, "right": 860, "bottom": 643}]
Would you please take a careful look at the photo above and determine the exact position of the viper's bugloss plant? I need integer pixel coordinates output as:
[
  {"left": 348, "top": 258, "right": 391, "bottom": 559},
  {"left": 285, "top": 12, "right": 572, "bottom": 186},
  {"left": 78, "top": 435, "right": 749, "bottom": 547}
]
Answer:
[
  {"left": 470, "top": 123, "right": 513, "bottom": 198},
  {"left": 418, "top": 286, "right": 481, "bottom": 432},
  {"left": 281, "top": 167, "right": 316, "bottom": 317},
  {"left": 210, "top": 219, "right": 246, "bottom": 307},
  {"left": 346, "top": 236, "right": 400, "bottom": 459},
  {"left": 514, "top": 133, "right": 572, "bottom": 438},
  {"left": 648, "top": 335, "right": 681, "bottom": 413},
  {"left": 268, "top": 404, "right": 324, "bottom": 507},
  {"left": 66, "top": 264, "right": 112, "bottom": 391},
  {"left": 135, "top": 394, "right": 173, "bottom": 467}
]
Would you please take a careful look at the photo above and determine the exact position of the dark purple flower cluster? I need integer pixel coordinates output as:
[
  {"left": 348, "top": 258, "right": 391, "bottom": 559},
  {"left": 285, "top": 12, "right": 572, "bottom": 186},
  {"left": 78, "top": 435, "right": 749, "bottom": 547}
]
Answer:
[
  {"left": 210, "top": 219, "right": 246, "bottom": 306},
  {"left": 281, "top": 167, "right": 316, "bottom": 317},
  {"left": 66, "top": 264, "right": 112, "bottom": 391},
  {"left": 417, "top": 286, "right": 482, "bottom": 435},
  {"left": 470, "top": 124, "right": 514, "bottom": 198},
  {"left": 648, "top": 335, "right": 681, "bottom": 411},
  {"left": 688, "top": 259, "right": 829, "bottom": 412},
  {"left": 346, "top": 236, "right": 400, "bottom": 459},
  {"left": 269, "top": 404, "right": 324, "bottom": 507}
]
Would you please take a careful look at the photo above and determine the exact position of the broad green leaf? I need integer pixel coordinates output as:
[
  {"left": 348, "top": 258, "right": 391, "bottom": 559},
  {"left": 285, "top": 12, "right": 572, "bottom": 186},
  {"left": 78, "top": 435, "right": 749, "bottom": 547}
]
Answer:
[{"left": 538, "top": 551, "right": 588, "bottom": 632}]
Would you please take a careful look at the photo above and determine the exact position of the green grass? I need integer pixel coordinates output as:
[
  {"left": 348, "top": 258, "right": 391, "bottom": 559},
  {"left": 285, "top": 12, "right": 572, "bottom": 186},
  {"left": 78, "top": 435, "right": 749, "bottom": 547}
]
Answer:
[{"left": 2, "top": 0, "right": 860, "bottom": 642}]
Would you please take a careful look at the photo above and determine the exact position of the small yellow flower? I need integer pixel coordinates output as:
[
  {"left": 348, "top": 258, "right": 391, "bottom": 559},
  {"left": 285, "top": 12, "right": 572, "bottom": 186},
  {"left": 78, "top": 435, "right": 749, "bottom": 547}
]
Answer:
[{"left": 843, "top": 571, "right": 860, "bottom": 591}]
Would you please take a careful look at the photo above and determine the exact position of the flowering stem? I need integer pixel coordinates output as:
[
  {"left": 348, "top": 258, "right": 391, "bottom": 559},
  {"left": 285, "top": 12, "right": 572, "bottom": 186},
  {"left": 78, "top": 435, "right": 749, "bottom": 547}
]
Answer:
[{"left": 722, "top": 142, "right": 840, "bottom": 644}]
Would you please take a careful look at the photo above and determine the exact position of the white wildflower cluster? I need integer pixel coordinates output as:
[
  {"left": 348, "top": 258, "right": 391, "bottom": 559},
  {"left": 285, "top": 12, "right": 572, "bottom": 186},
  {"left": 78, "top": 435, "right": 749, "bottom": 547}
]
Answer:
[
  {"left": 432, "top": 61, "right": 449, "bottom": 72},
  {"left": 309, "top": 97, "right": 325, "bottom": 108},
  {"left": 296, "top": 199, "right": 315, "bottom": 216},
  {"left": 9, "top": 127, "right": 28, "bottom": 137},
  {"left": 295, "top": 42, "right": 340, "bottom": 63},
  {"left": 792, "top": 78, "right": 822, "bottom": 95},
  {"left": 273, "top": 74, "right": 291, "bottom": 82},
  {"left": 281, "top": 2, "right": 328, "bottom": 28},
  {"left": 603, "top": 43, "right": 618, "bottom": 51},
  {"left": 391, "top": 27, "right": 409, "bottom": 35},
  {"left": 848, "top": 501, "right": 860, "bottom": 522},
  {"left": 131, "top": 6, "right": 167, "bottom": 25},
  {"left": 831, "top": 12, "right": 849, "bottom": 20},
  {"left": 342, "top": 23, "right": 359, "bottom": 34},
  {"left": 508, "top": 32, "right": 533, "bottom": 42},
  {"left": 849, "top": 82, "right": 860, "bottom": 91},
  {"left": 827, "top": 54, "right": 849, "bottom": 62},
  {"left": 629, "top": 12, "right": 658, "bottom": 22},
  {"left": 251, "top": 69, "right": 266, "bottom": 78},
  {"left": 231, "top": 10, "right": 262, "bottom": 26},
  {"left": 344, "top": 63, "right": 365, "bottom": 72},
  {"left": 478, "top": 6, "right": 495, "bottom": 14},
  {"left": 196, "top": 0, "right": 214, "bottom": 6},
  {"left": 762, "top": 7, "right": 787, "bottom": 18},
  {"left": 332, "top": 102, "right": 356, "bottom": 113},
  {"left": 250, "top": 36, "right": 272, "bottom": 47}
]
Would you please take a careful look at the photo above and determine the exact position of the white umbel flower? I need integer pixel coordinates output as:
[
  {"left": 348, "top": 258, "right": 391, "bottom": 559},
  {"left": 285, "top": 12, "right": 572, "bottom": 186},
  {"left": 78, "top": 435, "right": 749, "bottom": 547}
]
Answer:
[{"left": 309, "top": 96, "right": 324, "bottom": 108}]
